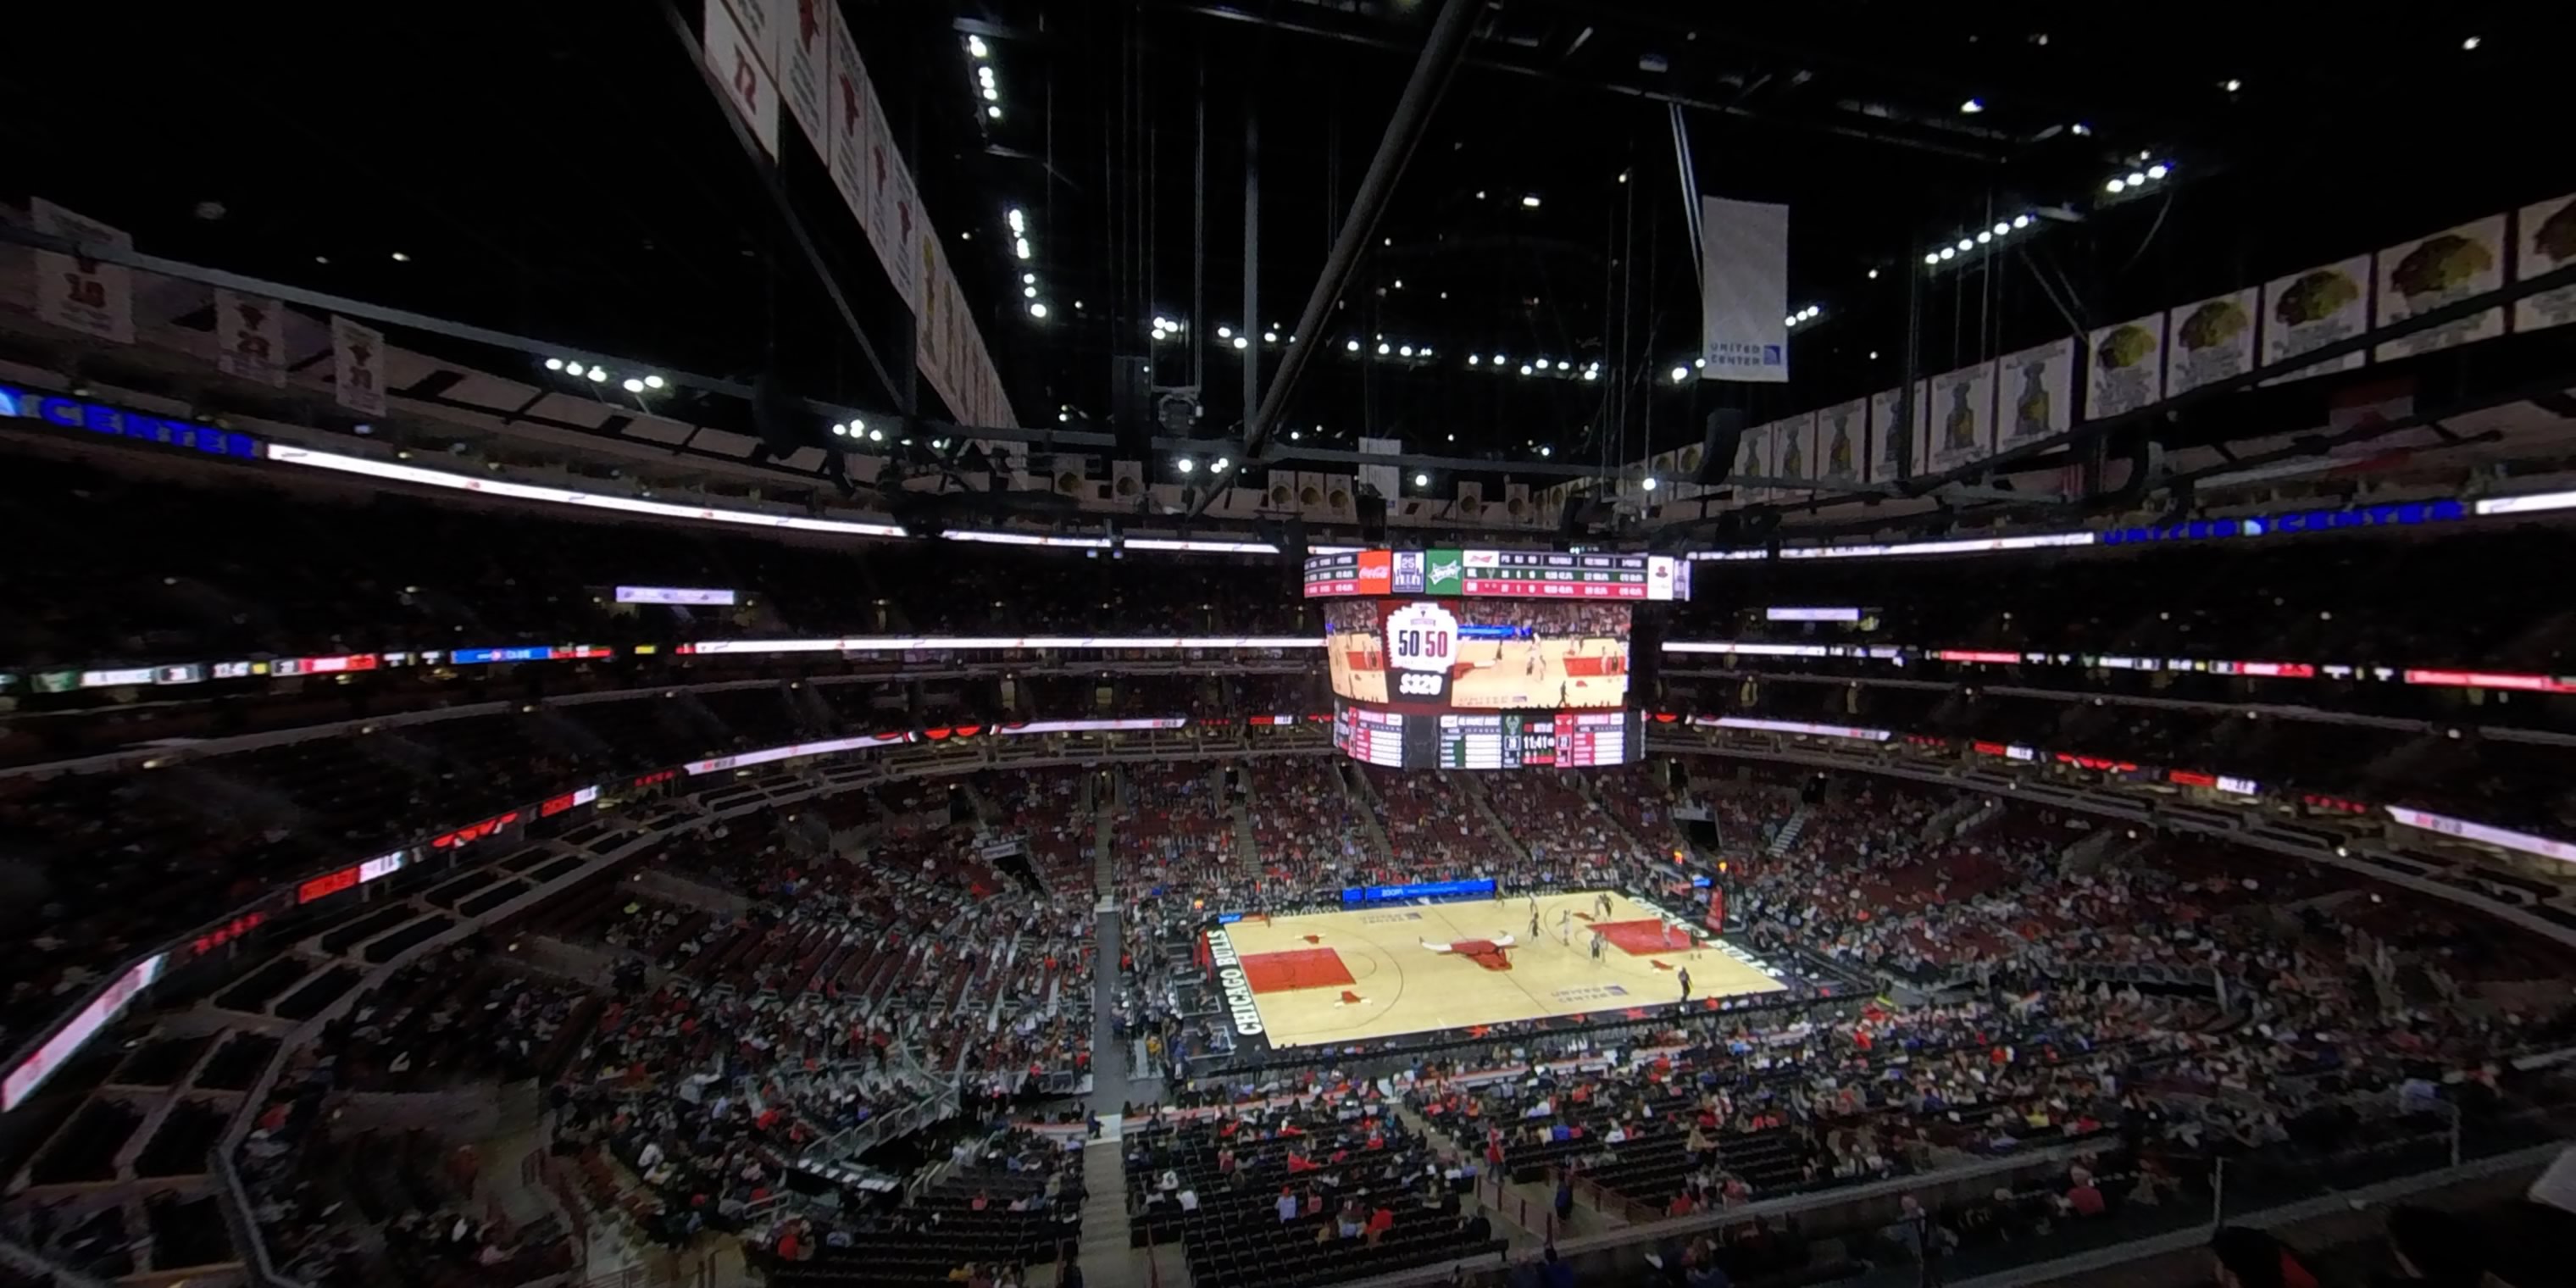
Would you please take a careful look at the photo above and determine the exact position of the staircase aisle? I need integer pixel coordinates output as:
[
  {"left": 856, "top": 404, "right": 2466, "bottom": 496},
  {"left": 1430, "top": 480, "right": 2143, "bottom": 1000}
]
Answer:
[
  {"left": 1765, "top": 802, "right": 1813, "bottom": 858},
  {"left": 1335, "top": 761, "right": 1395, "bottom": 865},
  {"left": 1043, "top": 1118, "right": 1190, "bottom": 1288}
]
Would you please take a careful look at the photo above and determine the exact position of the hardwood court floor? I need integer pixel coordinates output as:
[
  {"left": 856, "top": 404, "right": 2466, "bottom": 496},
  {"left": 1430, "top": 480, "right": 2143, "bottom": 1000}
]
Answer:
[
  {"left": 1218, "top": 891, "right": 1785, "bottom": 1049},
  {"left": 1326, "top": 632, "right": 1629, "bottom": 709}
]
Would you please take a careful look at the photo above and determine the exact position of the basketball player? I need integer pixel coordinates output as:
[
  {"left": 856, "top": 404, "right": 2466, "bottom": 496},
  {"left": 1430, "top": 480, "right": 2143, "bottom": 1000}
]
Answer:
[
  {"left": 1678, "top": 966, "right": 1693, "bottom": 1003},
  {"left": 1589, "top": 930, "right": 1606, "bottom": 963},
  {"left": 1530, "top": 908, "right": 1541, "bottom": 939},
  {"left": 1595, "top": 891, "right": 1613, "bottom": 919}
]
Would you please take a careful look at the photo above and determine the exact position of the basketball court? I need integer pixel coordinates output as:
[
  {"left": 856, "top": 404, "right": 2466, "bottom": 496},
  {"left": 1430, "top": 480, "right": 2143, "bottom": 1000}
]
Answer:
[
  {"left": 1210, "top": 891, "right": 1787, "bottom": 1048},
  {"left": 1326, "top": 631, "right": 1629, "bottom": 709}
]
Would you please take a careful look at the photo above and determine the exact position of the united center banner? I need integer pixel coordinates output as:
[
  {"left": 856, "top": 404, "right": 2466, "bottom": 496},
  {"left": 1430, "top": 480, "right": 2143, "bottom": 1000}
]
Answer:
[{"left": 1698, "top": 197, "right": 1790, "bottom": 384}]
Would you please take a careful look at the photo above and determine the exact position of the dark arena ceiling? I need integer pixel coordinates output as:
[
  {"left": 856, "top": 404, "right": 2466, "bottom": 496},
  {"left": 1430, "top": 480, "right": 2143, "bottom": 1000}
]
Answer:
[{"left": 3, "top": 1, "right": 2561, "bottom": 512}]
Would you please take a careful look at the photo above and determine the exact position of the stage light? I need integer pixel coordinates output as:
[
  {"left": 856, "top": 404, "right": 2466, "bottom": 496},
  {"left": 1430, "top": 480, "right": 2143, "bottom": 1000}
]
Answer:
[
  {"left": 622, "top": 377, "right": 645, "bottom": 392},
  {"left": 1217, "top": 325, "right": 1232, "bottom": 339},
  {"left": 1029, "top": 302, "right": 1048, "bottom": 319},
  {"left": 2126, "top": 171, "right": 2146, "bottom": 186},
  {"left": 1994, "top": 222, "right": 2012, "bottom": 236},
  {"left": 2106, "top": 178, "right": 2126, "bottom": 193},
  {"left": 1420, "top": 348, "right": 1431, "bottom": 358},
  {"left": 830, "top": 423, "right": 849, "bottom": 436},
  {"left": 1377, "top": 342, "right": 1391, "bottom": 355},
  {"left": 867, "top": 427, "right": 884, "bottom": 442},
  {"left": 1022, "top": 272, "right": 1036, "bottom": 285},
  {"left": 1412, "top": 471, "right": 1430, "bottom": 487},
  {"left": 1960, "top": 98, "right": 1984, "bottom": 114},
  {"left": 1785, "top": 315, "right": 1799, "bottom": 327},
  {"left": 1642, "top": 475, "right": 1660, "bottom": 491},
  {"left": 1671, "top": 365, "right": 1690, "bottom": 383},
  {"left": 1518, "top": 364, "right": 1533, "bottom": 375},
  {"left": 968, "top": 35, "right": 988, "bottom": 58},
  {"left": 1534, "top": 358, "right": 1550, "bottom": 370},
  {"left": 544, "top": 358, "right": 565, "bottom": 371},
  {"left": 1212, "top": 457, "right": 1230, "bottom": 474},
  {"left": 1582, "top": 368, "right": 1597, "bottom": 381},
  {"left": 1925, "top": 253, "right": 1940, "bottom": 264},
  {"left": 982, "top": 86, "right": 998, "bottom": 102},
  {"left": 2146, "top": 163, "right": 2169, "bottom": 180},
  {"left": 2072, "top": 122, "right": 2092, "bottom": 136},
  {"left": 1024, "top": 285, "right": 1038, "bottom": 298},
  {"left": 1868, "top": 268, "right": 1879, "bottom": 279},
  {"left": 1539, "top": 445, "right": 1552, "bottom": 457},
  {"left": 2223, "top": 78, "right": 2241, "bottom": 92},
  {"left": 2012, "top": 214, "right": 2032, "bottom": 229},
  {"left": 391, "top": 251, "right": 410, "bottom": 262},
  {"left": 1233, "top": 336, "right": 1249, "bottom": 350},
  {"left": 1345, "top": 339, "right": 1360, "bottom": 352},
  {"left": 1520, "top": 194, "right": 1541, "bottom": 208},
  {"left": 1492, "top": 354, "right": 1507, "bottom": 365},
  {"left": 644, "top": 375, "right": 665, "bottom": 389},
  {"left": 1263, "top": 330, "right": 1278, "bottom": 343},
  {"left": 1013, "top": 237, "right": 1030, "bottom": 259},
  {"left": 1957, "top": 239, "right": 1974, "bottom": 252},
  {"left": 586, "top": 367, "right": 608, "bottom": 382},
  {"left": 1176, "top": 457, "right": 1196, "bottom": 474},
  {"left": 1940, "top": 247, "right": 1956, "bottom": 260},
  {"left": 987, "top": 106, "right": 1002, "bottom": 119},
  {"left": 2462, "top": 35, "right": 2480, "bottom": 50},
  {"left": 1977, "top": 230, "right": 1992, "bottom": 244},
  {"left": 1399, "top": 345, "right": 1414, "bottom": 357}
]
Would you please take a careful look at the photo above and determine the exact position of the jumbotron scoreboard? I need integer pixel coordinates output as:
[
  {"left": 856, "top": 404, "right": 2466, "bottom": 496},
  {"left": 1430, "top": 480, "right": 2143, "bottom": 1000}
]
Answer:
[
  {"left": 1314, "top": 547, "right": 1682, "bottom": 769},
  {"left": 1302, "top": 548, "right": 1689, "bottom": 601}
]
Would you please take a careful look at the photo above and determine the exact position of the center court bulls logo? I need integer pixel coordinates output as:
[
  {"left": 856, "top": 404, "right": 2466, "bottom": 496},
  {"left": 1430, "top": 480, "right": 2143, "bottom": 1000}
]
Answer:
[{"left": 1420, "top": 933, "right": 1517, "bottom": 972}]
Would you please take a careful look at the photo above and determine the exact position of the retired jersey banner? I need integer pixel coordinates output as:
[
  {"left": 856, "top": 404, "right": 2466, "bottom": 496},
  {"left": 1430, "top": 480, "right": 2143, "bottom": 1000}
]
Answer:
[
  {"left": 330, "top": 314, "right": 388, "bottom": 419},
  {"left": 213, "top": 290, "right": 288, "bottom": 388},
  {"left": 1868, "top": 384, "right": 1924, "bottom": 483},
  {"left": 2165, "top": 289, "right": 2258, "bottom": 396},
  {"left": 31, "top": 198, "right": 135, "bottom": 345},
  {"left": 2375, "top": 215, "right": 2507, "bottom": 361},
  {"left": 703, "top": 0, "right": 780, "bottom": 158},
  {"left": 2262, "top": 255, "right": 2369, "bottom": 384},
  {"left": 1772, "top": 414, "right": 1816, "bottom": 497},
  {"left": 1697, "top": 197, "right": 1790, "bottom": 384},
  {"left": 2513, "top": 194, "right": 2576, "bottom": 334},
  {"left": 2086, "top": 314, "right": 2167, "bottom": 420}
]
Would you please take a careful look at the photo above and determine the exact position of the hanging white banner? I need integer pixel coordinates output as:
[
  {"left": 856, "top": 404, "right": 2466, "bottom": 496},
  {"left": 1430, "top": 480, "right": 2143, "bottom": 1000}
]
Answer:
[
  {"left": 1357, "top": 436, "right": 1402, "bottom": 506},
  {"left": 1697, "top": 196, "right": 1790, "bottom": 384},
  {"left": 31, "top": 198, "right": 135, "bottom": 345},
  {"left": 704, "top": 0, "right": 780, "bottom": 158},
  {"left": 330, "top": 314, "right": 388, "bottom": 418},
  {"left": 213, "top": 290, "right": 289, "bottom": 387}
]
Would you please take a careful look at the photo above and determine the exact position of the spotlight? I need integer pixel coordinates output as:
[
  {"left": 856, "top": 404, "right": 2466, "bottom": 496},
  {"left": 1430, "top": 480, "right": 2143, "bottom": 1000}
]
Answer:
[
  {"left": 2106, "top": 178, "right": 2127, "bottom": 193},
  {"left": 987, "top": 106, "right": 1002, "bottom": 119},
  {"left": 1232, "top": 336, "right": 1248, "bottom": 350},
  {"left": 2146, "top": 163, "right": 2169, "bottom": 180},
  {"left": 1539, "top": 446, "right": 1552, "bottom": 457},
  {"left": 1176, "top": 457, "right": 1196, "bottom": 474},
  {"left": 1345, "top": 339, "right": 1360, "bottom": 352},
  {"left": 1582, "top": 369, "right": 1597, "bottom": 381},
  {"left": 2127, "top": 171, "right": 2146, "bottom": 186},
  {"left": 2462, "top": 35, "right": 2480, "bottom": 50},
  {"left": 1670, "top": 365, "right": 1690, "bottom": 383},
  {"left": 1957, "top": 239, "right": 1974, "bottom": 252},
  {"left": 587, "top": 367, "right": 608, "bottom": 382},
  {"left": 867, "top": 427, "right": 884, "bottom": 442},
  {"left": 1468, "top": 354, "right": 1480, "bottom": 365},
  {"left": 1868, "top": 269, "right": 1879, "bottom": 280},
  {"left": 1211, "top": 457, "right": 1230, "bottom": 474},
  {"left": 562, "top": 362, "right": 586, "bottom": 378},
  {"left": 391, "top": 251, "right": 411, "bottom": 263},
  {"left": 1024, "top": 285, "right": 1038, "bottom": 298},
  {"left": 1217, "top": 325, "right": 1233, "bottom": 339},
  {"left": 1534, "top": 358, "right": 1549, "bottom": 370},
  {"left": 968, "top": 35, "right": 988, "bottom": 58},
  {"left": 1784, "top": 315, "right": 1799, "bottom": 327},
  {"left": 1013, "top": 237, "right": 1031, "bottom": 259},
  {"left": 2071, "top": 122, "right": 2093, "bottom": 136},
  {"left": 622, "top": 377, "right": 645, "bottom": 392},
  {"left": 1518, "top": 364, "right": 1533, "bottom": 375},
  {"left": 1993, "top": 222, "right": 2011, "bottom": 236},
  {"left": 1399, "top": 345, "right": 1414, "bottom": 357},
  {"left": 1924, "top": 253, "right": 1940, "bottom": 264},
  {"left": 1376, "top": 342, "right": 1391, "bottom": 354},
  {"left": 544, "top": 358, "right": 565, "bottom": 371},
  {"left": 1642, "top": 475, "right": 1660, "bottom": 491},
  {"left": 1519, "top": 194, "right": 1541, "bottom": 208},
  {"left": 1029, "top": 302, "right": 1049, "bottom": 319},
  {"left": 1959, "top": 98, "right": 1985, "bottom": 114},
  {"left": 2012, "top": 214, "right": 2032, "bottom": 229},
  {"left": 1412, "top": 471, "right": 1430, "bottom": 487},
  {"left": 644, "top": 375, "right": 665, "bottom": 389},
  {"left": 1263, "top": 330, "right": 1279, "bottom": 343},
  {"left": 1940, "top": 247, "right": 1956, "bottom": 260},
  {"left": 1977, "top": 230, "right": 1992, "bottom": 244},
  {"left": 982, "top": 86, "right": 998, "bottom": 102},
  {"left": 2223, "top": 78, "right": 2242, "bottom": 92},
  {"left": 830, "top": 423, "right": 850, "bottom": 436}
]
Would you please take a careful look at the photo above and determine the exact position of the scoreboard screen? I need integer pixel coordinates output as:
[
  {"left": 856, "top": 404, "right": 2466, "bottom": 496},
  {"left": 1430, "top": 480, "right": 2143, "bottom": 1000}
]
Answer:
[
  {"left": 1332, "top": 699, "right": 1642, "bottom": 769},
  {"left": 1304, "top": 548, "right": 1689, "bottom": 602},
  {"left": 1326, "top": 598, "right": 1630, "bottom": 713}
]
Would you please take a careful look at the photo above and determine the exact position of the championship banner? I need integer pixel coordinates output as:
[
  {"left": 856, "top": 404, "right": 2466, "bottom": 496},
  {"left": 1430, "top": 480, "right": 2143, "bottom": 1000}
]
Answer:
[
  {"left": 1736, "top": 422, "right": 1774, "bottom": 502},
  {"left": 2513, "top": 194, "right": 2576, "bottom": 333},
  {"left": 1924, "top": 363, "right": 1996, "bottom": 474},
  {"left": 1772, "top": 414, "right": 1815, "bottom": 499},
  {"left": 1697, "top": 196, "right": 1790, "bottom": 383},
  {"left": 213, "top": 290, "right": 288, "bottom": 388},
  {"left": 703, "top": 0, "right": 780, "bottom": 158},
  {"left": 330, "top": 315, "right": 388, "bottom": 418},
  {"left": 1996, "top": 338, "right": 2074, "bottom": 447},
  {"left": 777, "top": 0, "right": 829, "bottom": 150},
  {"left": 2262, "top": 255, "right": 2369, "bottom": 383},
  {"left": 30, "top": 198, "right": 135, "bottom": 345},
  {"left": 1814, "top": 398, "right": 1865, "bottom": 488},
  {"left": 1868, "top": 384, "right": 1924, "bottom": 482},
  {"left": 2164, "top": 289, "right": 2257, "bottom": 397},
  {"left": 2375, "top": 215, "right": 2507, "bottom": 361},
  {"left": 2086, "top": 313, "right": 2167, "bottom": 420}
]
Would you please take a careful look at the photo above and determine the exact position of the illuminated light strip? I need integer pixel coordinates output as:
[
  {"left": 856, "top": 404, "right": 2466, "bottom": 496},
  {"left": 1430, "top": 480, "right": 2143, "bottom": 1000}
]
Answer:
[
  {"left": 2403, "top": 669, "right": 2576, "bottom": 695},
  {"left": 2387, "top": 806, "right": 2576, "bottom": 865},
  {"left": 682, "top": 733, "right": 917, "bottom": 775},
  {"left": 266, "top": 444, "right": 910, "bottom": 537},
  {"left": 686, "top": 636, "right": 1325, "bottom": 654},
  {"left": 1663, "top": 641, "right": 1839, "bottom": 658},
  {"left": 5, "top": 953, "right": 167, "bottom": 1111},
  {"left": 1124, "top": 538, "right": 1282, "bottom": 554},
  {"left": 2474, "top": 490, "right": 2576, "bottom": 517},
  {"left": 942, "top": 531, "right": 1109, "bottom": 548},
  {"left": 1935, "top": 649, "right": 2023, "bottom": 665},
  {"left": 1689, "top": 715, "right": 1894, "bottom": 742},
  {"left": 1779, "top": 531, "right": 2096, "bottom": 560},
  {"left": 1766, "top": 607, "right": 1863, "bottom": 622},
  {"left": 1002, "top": 718, "right": 1190, "bottom": 735}
]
